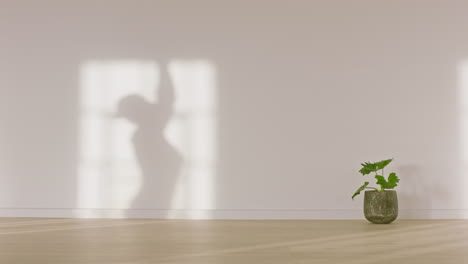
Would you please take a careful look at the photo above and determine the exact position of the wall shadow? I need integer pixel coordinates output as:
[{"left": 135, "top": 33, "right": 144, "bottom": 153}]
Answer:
[
  {"left": 397, "top": 164, "right": 432, "bottom": 219},
  {"left": 397, "top": 164, "right": 451, "bottom": 219},
  {"left": 116, "top": 64, "right": 182, "bottom": 213}
]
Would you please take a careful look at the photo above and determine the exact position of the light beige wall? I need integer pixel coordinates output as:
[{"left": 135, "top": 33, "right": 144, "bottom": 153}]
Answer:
[{"left": 1, "top": 0, "right": 467, "bottom": 218}]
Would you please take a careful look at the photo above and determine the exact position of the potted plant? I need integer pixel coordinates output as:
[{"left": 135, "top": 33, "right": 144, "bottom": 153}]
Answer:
[{"left": 352, "top": 158, "right": 400, "bottom": 224}]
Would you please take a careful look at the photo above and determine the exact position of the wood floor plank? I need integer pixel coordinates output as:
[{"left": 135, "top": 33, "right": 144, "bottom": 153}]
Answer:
[{"left": 0, "top": 219, "right": 466, "bottom": 263}]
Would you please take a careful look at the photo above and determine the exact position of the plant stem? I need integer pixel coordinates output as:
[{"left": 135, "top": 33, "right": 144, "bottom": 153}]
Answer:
[{"left": 381, "top": 168, "right": 384, "bottom": 191}]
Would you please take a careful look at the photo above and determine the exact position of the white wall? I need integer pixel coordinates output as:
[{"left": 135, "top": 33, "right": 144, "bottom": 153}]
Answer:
[{"left": 1, "top": 0, "right": 468, "bottom": 219}]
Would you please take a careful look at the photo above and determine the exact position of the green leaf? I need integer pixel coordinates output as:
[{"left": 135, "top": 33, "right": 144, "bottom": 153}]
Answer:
[
  {"left": 375, "top": 158, "right": 393, "bottom": 170},
  {"left": 358, "top": 158, "right": 393, "bottom": 175},
  {"left": 359, "top": 162, "right": 377, "bottom": 175},
  {"left": 352, "top": 182, "right": 369, "bottom": 199},
  {"left": 375, "top": 173, "right": 400, "bottom": 190},
  {"left": 375, "top": 175, "right": 387, "bottom": 187},
  {"left": 387, "top": 172, "right": 400, "bottom": 188}
]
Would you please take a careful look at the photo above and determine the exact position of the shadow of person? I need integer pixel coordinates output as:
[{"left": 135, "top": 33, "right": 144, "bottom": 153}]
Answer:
[{"left": 116, "top": 65, "right": 182, "bottom": 214}]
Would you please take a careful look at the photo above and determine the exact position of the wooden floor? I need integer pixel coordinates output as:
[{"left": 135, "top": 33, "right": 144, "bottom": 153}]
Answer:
[{"left": 0, "top": 218, "right": 466, "bottom": 263}]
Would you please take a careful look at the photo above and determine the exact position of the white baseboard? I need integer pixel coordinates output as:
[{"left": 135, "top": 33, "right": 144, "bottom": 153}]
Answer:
[{"left": 1, "top": 208, "right": 468, "bottom": 220}]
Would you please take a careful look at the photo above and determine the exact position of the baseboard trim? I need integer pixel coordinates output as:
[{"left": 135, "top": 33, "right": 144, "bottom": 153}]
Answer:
[{"left": 1, "top": 208, "right": 468, "bottom": 219}]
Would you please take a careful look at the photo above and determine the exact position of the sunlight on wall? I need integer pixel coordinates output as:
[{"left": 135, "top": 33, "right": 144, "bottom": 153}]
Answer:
[
  {"left": 166, "top": 60, "right": 217, "bottom": 218},
  {"left": 78, "top": 59, "right": 217, "bottom": 218},
  {"left": 78, "top": 61, "right": 158, "bottom": 217}
]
